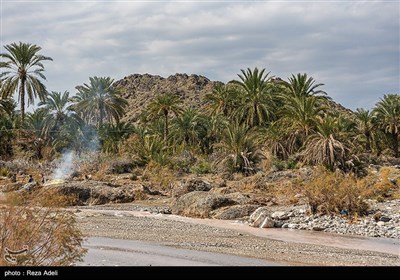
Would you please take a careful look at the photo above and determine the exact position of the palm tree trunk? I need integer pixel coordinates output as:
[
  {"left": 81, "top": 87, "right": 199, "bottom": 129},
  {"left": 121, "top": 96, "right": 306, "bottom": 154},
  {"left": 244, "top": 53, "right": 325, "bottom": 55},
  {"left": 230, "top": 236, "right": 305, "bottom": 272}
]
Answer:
[
  {"left": 99, "top": 102, "right": 104, "bottom": 128},
  {"left": 19, "top": 78, "right": 26, "bottom": 121},
  {"left": 365, "top": 132, "right": 371, "bottom": 152},
  {"left": 164, "top": 110, "right": 168, "bottom": 142},
  {"left": 393, "top": 132, "right": 399, "bottom": 158}
]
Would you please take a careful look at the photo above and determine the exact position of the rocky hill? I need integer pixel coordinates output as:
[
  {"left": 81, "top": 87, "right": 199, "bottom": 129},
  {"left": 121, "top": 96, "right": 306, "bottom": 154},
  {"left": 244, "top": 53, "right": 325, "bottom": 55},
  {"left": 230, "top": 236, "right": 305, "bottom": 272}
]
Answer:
[
  {"left": 115, "top": 73, "right": 222, "bottom": 122},
  {"left": 115, "top": 73, "right": 353, "bottom": 123}
]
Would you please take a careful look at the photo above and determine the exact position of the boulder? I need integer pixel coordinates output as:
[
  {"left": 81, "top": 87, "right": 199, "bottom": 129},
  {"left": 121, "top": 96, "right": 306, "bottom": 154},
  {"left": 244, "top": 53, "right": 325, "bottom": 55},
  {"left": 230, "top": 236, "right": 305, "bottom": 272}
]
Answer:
[
  {"left": 249, "top": 207, "right": 274, "bottom": 228},
  {"left": 172, "top": 179, "right": 212, "bottom": 197},
  {"left": 271, "top": 211, "right": 290, "bottom": 220},
  {"left": 172, "top": 191, "right": 237, "bottom": 218},
  {"left": 211, "top": 204, "right": 260, "bottom": 220},
  {"left": 49, "top": 180, "right": 137, "bottom": 205}
]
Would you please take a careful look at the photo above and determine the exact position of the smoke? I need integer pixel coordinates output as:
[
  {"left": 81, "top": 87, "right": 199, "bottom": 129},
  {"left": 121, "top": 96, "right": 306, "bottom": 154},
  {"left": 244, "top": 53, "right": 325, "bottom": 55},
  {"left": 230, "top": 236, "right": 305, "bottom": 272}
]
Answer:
[
  {"left": 49, "top": 123, "right": 102, "bottom": 180},
  {"left": 51, "top": 150, "right": 76, "bottom": 180}
]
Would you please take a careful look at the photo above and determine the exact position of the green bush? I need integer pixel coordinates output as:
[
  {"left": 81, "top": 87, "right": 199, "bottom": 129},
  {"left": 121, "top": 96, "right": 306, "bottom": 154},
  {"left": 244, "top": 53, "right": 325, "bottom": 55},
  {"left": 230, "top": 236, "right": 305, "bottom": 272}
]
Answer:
[{"left": 191, "top": 161, "right": 213, "bottom": 175}]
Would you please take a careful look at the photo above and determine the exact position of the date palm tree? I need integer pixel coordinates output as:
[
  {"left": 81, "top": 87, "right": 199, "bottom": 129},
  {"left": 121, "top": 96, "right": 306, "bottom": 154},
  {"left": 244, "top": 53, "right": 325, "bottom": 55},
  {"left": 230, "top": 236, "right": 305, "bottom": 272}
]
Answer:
[
  {"left": 229, "top": 67, "right": 275, "bottom": 128},
  {"left": 171, "top": 108, "right": 208, "bottom": 149},
  {"left": 0, "top": 42, "right": 53, "bottom": 121},
  {"left": 99, "top": 121, "right": 135, "bottom": 154},
  {"left": 281, "top": 73, "right": 326, "bottom": 97},
  {"left": 73, "top": 76, "right": 128, "bottom": 128},
  {"left": 215, "top": 123, "right": 264, "bottom": 175},
  {"left": 147, "top": 93, "right": 183, "bottom": 141},
  {"left": 205, "top": 83, "right": 238, "bottom": 117},
  {"left": 354, "top": 108, "right": 376, "bottom": 153},
  {"left": 373, "top": 94, "right": 400, "bottom": 157},
  {"left": 301, "top": 115, "right": 350, "bottom": 171}
]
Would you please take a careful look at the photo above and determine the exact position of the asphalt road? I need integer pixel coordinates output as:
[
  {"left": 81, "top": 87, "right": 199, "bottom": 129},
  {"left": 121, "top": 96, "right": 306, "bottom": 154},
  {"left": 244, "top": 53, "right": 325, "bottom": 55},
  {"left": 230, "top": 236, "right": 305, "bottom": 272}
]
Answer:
[{"left": 79, "top": 237, "right": 281, "bottom": 266}]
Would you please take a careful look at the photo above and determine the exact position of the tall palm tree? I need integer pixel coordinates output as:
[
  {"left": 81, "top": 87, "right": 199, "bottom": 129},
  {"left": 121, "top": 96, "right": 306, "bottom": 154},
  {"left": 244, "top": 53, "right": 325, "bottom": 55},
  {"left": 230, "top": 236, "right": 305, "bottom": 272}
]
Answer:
[
  {"left": 229, "top": 67, "right": 275, "bottom": 128},
  {"left": 39, "top": 91, "right": 71, "bottom": 125},
  {"left": 147, "top": 93, "right": 183, "bottom": 141},
  {"left": 0, "top": 42, "right": 53, "bottom": 121},
  {"left": 282, "top": 73, "right": 326, "bottom": 97},
  {"left": 38, "top": 91, "right": 83, "bottom": 145},
  {"left": 73, "top": 76, "right": 128, "bottom": 128},
  {"left": 373, "top": 94, "right": 400, "bottom": 157},
  {"left": 354, "top": 108, "right": 376, "bottom": 153}
]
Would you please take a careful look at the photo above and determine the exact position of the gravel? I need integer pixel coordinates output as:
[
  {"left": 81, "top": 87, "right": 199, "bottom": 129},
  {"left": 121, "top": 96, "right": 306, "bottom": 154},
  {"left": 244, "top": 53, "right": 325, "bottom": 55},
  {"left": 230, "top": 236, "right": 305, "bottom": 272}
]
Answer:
[{"left": 75, "top": 205, "right": 400, "bottom": 266}]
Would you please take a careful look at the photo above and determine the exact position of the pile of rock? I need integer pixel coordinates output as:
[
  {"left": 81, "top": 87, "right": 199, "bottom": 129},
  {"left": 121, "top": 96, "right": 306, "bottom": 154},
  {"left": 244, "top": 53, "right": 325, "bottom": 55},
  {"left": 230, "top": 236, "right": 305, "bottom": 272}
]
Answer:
[{"left": 248, "top": 200, "right": 400, "bottom": 239}]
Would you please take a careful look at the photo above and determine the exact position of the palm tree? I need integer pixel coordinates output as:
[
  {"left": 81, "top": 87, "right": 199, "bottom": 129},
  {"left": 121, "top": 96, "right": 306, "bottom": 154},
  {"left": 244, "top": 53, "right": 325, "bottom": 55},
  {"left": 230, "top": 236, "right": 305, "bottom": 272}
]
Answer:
[
  {"left": 171, "top": 108, "right": 208, "bottom": 149},
  {"left": 39, "top": 91, "right": 71, "bottom": 126},
  {"left": 205, "top": 83, "right": 238, "bottom": 117},
  {"left": 301, "top": 115, "right": 350, "bottom": 171},
  {"left": 354, "top": 108, "right": 376, "bottom": 153},
  {"left": 281, "top": 73, "right": 326, "bottom": 97},
  {"left": 0, "top": 42, "right": 53, "bottom": 121},
  {"left": 373, "top": 94, "right": 400, "bottom": 157},
  {"left": 229, "top": 67, "right": 275, "bottom": 128},
  {"left": 147, "top": 93, "right": 183, "bottom": 141},
  {"left": 22, "top": 108, "right": 51, "bottom": 159},
  {"left": 99, "top": 122, "right": 135, "bottom": 154},
  {"left": 73, "top": 76, "right": 128, "bottom": 128},
  {"left": 0, "top": 98, "right": 15, "bottom": 117},
  {"left": 215, "top": 123, "right": 264, "bottom": 175},
  {"left": 0, "top": 98, "right": 17, "bottom": 159}
]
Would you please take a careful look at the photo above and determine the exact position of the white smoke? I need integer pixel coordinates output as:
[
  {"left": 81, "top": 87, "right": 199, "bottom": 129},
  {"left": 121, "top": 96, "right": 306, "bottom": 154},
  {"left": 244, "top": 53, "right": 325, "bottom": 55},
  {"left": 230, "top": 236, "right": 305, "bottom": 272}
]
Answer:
[{"left": 51, "top": 150, "right": 76, "bottom": 180}]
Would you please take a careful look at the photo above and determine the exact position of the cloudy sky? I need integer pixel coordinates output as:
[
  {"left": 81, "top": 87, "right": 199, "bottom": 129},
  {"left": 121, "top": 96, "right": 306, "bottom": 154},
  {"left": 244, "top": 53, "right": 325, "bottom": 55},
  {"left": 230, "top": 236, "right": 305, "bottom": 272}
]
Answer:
[{"left": 1, "top": 0, "right": 399, "bottom": 110}]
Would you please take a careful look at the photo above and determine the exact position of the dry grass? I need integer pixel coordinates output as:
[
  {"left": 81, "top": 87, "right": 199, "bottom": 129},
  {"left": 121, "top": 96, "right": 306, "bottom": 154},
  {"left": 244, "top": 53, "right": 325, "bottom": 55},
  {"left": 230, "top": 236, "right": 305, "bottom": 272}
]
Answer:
[{"left": 0, "top": 188, "right": 86, "bottom": 266}]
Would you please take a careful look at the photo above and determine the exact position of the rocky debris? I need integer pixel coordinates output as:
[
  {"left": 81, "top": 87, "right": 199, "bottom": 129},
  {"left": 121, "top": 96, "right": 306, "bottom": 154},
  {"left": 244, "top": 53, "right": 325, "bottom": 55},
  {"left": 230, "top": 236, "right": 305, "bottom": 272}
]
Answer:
[
  {"left": 211, "top": 204, "right": 260, "bottom": 220},
  {"left": 48, "top": 181, "right": 138, "bottom": 205},
  {"left": 247, "top": 199, "right": 400, "bottom": 239},
  {"left": 172, "top": 179, "right": 212, "bottom": 197},
  {"left": 172, "top": 191, "right": 237, "bottom": 218}
]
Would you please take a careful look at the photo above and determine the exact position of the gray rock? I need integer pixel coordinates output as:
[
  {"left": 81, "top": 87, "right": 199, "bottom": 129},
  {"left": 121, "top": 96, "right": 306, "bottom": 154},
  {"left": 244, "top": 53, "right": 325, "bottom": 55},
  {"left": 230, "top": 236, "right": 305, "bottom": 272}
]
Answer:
[
  {"left": 312, "top": 226, "right": 326, "bottom": 231},
  {"left": 172, "top": 179, "right": 212, "bottom": 197},
  {"left": 172, "top": 191, "right": 237, "bottom": 218},
  {"left": 271, "top": 211, "right": 289, "bottom": 220},
  {"left": 50, "top": 180, "right": 136, "bottom": 205},
  {"left": 379, "top": 216, "right": 392, "bottom": 222},
  {"left": 212, "top": 204, "right": 260, "bottom": 220},
  {"left": 259, "top": 217, "right": 275, "bottom": 228}
]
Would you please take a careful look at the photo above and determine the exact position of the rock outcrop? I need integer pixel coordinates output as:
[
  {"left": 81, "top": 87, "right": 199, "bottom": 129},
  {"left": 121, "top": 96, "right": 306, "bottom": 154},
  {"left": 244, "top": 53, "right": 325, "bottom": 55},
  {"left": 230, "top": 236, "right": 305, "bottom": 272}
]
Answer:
[{"left": 114, "top": 73, "right": 222, "bottom": 122}]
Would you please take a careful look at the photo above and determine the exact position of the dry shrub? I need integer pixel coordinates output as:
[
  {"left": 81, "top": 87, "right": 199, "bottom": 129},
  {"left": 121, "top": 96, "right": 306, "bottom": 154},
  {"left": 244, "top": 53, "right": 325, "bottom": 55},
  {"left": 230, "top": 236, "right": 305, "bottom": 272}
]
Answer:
[
  {"left": 0, "top": 189, "right": 86, "bottom": 266},
  {"left": 142, "top": 161, "right": 176, "bottom": 192},
  {"left": 302, "top": 166, "right": 399, "bottom": 216},
  {"left": 302, "top": 167, "right": 367, "bottom": 216},
  {"left": 360, "top": 167, "right": 399, "bottom": 199}
]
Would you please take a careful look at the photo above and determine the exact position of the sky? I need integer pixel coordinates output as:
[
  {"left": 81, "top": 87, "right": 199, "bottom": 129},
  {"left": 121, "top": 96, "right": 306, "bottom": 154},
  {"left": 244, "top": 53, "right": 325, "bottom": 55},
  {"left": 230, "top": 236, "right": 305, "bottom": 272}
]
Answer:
[{"left": 1, "top": 0, "right": 399, "bottom": 111}]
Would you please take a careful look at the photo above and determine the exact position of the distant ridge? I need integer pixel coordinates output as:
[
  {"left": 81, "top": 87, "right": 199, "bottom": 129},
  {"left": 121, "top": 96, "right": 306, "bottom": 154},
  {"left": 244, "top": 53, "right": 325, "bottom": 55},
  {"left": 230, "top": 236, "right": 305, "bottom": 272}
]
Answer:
[{"left": 114, "top": 73, "right": 354, "bottom": 123}]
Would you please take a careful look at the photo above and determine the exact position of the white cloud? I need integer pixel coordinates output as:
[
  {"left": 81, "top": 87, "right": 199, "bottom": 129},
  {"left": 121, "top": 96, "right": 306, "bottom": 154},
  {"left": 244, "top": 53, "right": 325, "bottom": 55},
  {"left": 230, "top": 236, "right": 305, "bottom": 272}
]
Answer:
[{"left": 1, "top": 1, "right": 399, "bottom": 110}]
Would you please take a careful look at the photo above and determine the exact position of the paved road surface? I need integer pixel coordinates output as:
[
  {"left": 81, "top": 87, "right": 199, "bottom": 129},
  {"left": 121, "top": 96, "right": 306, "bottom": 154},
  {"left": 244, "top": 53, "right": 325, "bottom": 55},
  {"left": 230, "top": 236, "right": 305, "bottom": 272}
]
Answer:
[{"left": 80, "top": 237, "right": 281, "bottom": 266}]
